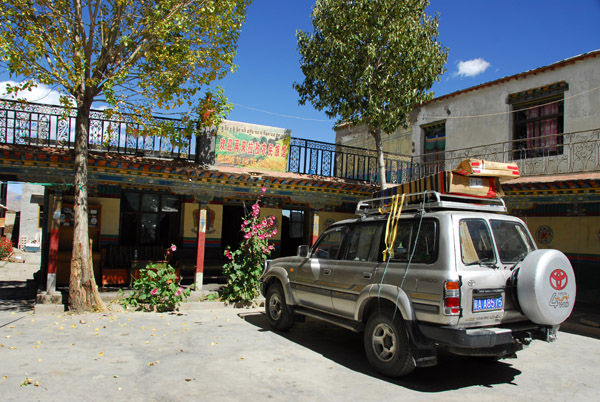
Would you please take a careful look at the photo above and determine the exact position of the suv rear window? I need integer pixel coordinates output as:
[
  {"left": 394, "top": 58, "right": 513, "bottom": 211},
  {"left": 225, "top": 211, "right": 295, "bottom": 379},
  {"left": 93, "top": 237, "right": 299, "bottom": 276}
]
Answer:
[
  {"left": 490, "top": 219, "right": 536, "bottom": 263},
  {"left": 459, "top": 219, "right": 496, "bottom": 266}
]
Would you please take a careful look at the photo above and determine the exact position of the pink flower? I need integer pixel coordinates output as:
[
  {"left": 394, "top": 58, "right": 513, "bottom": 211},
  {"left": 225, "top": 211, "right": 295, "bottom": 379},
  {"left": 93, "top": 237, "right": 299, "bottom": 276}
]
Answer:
[
  {"left": 272, "top": 229, "right": 277, "bottom": 235},
  {"left": 150, "top": 288, "right": 158, "bottom": 296},
  {"left": 224, "top": 249, "right": 233, "bottom": 260},
  {"left": 175, "top": 287, "right": 182, "bottom": 296},
  {"left": 170, "top": 245, "right": 177, "bottom": 252}
]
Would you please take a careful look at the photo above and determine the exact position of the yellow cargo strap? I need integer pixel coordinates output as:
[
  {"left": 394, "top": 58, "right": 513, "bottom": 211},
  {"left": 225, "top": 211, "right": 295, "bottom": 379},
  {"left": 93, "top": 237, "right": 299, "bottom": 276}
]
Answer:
[{"left": 382, "top": 193, "right": 405, "bottom": 261}]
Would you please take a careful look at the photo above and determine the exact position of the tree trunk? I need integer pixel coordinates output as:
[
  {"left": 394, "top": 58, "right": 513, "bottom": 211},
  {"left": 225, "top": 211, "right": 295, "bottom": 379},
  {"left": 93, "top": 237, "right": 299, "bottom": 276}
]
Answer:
[
  {"left": 371, "top": 128, "right": 388, "bottom": 191},
  {"left": 69, "top": 99, "right": 107, "bottom": 312}
]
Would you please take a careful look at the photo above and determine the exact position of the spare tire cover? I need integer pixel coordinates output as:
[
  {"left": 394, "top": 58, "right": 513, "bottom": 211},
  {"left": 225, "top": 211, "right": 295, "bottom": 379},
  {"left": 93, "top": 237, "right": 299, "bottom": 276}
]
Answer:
[{"left": 516, "top": 249, "right": 576, "bottom": 325}]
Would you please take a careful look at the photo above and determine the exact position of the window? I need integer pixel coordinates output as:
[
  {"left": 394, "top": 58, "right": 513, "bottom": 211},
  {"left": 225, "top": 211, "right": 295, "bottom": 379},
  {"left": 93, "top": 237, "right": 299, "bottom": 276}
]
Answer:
[
  {"left": 490, "top": 220, "right": 535, "bottom": 263},
  {"left": 341, "top": 223, "right": 382, "bottom": 262},
  {"left": 459, "top": 219, "right": 495, "bottom": 266},
  {"left": 120, "top": 192, "right": 181, "bottom": 246},
  {"left": 510, "top": 82, "right": 567, "bottom": 158},
  {"left": 390, "top": 220, "right": 437, "bottom": 263},
  {"left": 422, "top": 122, "right": 445, "bottom": 175},
  {"left": 312, "top": 226, "right": 347, "bottom": 260}
]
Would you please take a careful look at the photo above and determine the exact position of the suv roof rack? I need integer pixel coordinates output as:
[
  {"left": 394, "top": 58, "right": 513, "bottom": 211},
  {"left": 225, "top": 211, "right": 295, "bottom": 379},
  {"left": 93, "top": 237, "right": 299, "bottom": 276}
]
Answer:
[{"left": 356, "top": 191, "right": 507, "bottom": 215}]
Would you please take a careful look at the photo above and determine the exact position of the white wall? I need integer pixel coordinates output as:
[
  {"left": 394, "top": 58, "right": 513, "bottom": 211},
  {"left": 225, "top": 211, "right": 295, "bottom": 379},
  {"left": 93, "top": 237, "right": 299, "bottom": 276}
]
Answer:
[{"left": 412, "top": 53, "right": 600, "bottom": 156}]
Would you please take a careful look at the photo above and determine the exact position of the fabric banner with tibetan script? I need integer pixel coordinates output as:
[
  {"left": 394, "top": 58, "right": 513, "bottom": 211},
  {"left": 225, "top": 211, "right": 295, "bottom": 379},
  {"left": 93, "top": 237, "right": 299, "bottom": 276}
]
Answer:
[{"left": 214, "top": 120, "right": 291, "bottom": 172}]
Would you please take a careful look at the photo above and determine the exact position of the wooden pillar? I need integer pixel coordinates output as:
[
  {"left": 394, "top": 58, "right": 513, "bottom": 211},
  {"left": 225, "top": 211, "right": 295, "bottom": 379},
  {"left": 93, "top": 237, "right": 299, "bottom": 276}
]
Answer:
[
  {"left": 47, "top": 194, "right": 62, "bottom": 293},
  {"left": 195, "top": 202, "right": 207, "bottom": 289},
  {"left": 311, "top": 211, "right": 320, "bottom": 246}
]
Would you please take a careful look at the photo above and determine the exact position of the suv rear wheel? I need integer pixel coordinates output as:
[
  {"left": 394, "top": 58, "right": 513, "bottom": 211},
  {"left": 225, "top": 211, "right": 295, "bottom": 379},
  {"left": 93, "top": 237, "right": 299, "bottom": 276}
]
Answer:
[
  {"left": 265, "top": 283, "right": 295, "bottom": 331},
  {"left": 364, "top": 308, "right": 415, "bottom": 377}
]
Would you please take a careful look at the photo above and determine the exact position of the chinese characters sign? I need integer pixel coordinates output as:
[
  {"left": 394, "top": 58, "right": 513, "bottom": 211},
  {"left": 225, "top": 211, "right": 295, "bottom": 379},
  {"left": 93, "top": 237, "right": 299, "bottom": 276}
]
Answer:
[{"left": 215, "top": 120, "right": 291, "bottom": 172}]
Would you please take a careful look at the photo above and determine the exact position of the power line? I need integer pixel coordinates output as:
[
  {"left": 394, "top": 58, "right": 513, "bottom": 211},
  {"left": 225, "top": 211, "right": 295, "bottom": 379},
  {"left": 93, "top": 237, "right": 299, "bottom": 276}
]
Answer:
[{"left": 232, "top": 103, "right": 333, "bottom": 123}]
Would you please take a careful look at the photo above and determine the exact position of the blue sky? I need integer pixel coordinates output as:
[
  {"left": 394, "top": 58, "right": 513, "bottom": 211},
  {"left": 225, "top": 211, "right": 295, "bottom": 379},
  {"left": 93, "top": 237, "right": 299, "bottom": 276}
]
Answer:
[
  {"left": 216, "top": 0, "right": 600, "bottom": 142},
  {"left": 1, "top": 0, "right": 599, "bottom": 144}
]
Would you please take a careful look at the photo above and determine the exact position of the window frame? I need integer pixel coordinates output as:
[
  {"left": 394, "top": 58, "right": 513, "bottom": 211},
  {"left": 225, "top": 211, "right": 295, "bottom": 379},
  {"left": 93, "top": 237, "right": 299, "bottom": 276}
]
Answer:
[
  {"left": 509, "top": 82, "right": 567, "bottom": 159},
  {"left": 388, "top": 218, "right": 439, "bottom": 264},
  {"left": 119, "top": 191, "right": 182, "bottom": 246}
]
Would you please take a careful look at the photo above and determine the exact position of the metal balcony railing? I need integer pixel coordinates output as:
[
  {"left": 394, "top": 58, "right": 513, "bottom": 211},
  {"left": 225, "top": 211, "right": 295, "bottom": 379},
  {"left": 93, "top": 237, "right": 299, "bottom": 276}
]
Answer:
[
  {"left": 1, "top": 100, "right": 598, "bottom": 184},
  {"left": 0, "top": 100, "right": 411, "bottom": 184},
  {"left": 408, "top": 129, "right": 600, "bottom": 182}
]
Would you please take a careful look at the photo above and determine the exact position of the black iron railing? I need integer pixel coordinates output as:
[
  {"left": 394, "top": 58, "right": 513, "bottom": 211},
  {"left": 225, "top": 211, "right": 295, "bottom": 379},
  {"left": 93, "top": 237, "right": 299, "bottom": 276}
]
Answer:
[
  {"left": 0, "top": 100, "right": 194, "bottom": 159},
  {"left": 0, "top": 100, "right": 411, "bottom": 184}
]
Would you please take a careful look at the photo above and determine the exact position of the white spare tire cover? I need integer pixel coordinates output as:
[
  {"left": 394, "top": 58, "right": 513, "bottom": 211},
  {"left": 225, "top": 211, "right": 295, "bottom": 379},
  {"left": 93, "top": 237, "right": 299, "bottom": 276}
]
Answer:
[{"left": 516, "top": 249, "right": 576, "bottom": 325}]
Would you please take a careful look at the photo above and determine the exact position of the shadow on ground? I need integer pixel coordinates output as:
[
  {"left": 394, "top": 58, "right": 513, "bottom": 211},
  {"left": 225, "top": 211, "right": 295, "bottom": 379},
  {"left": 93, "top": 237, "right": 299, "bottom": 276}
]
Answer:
[
  {"left": 0, "top": 279, "right": 37, "bottom": 312},
  {"left": 239, "top": 311, "right": 522, "bottom": 393}
]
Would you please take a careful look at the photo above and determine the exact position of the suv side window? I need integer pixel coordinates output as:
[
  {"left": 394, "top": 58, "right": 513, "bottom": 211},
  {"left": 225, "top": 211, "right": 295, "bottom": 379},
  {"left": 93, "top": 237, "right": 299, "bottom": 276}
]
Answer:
[
  {"left": 341, "top": 223, "right": 382, "bottom": 262},
  {"left": 390, "top": 220, "right": 437, "bottom": 263},
  {"left": 312, "top": 226, "right": 347, "bottom": 260},
  {"left": 459, "top": 219, "right": 495, "bottom": 265}
]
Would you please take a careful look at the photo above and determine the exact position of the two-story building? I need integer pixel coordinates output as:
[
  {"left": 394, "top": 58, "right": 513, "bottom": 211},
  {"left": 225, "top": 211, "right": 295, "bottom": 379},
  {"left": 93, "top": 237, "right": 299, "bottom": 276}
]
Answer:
[{"left": 337, "top": 49, "right": 600, "bottom": 305}]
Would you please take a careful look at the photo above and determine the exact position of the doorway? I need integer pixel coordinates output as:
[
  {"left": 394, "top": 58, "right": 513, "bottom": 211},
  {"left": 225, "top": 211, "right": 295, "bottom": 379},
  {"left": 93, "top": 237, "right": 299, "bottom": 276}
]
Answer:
[{"left": 281, "top": 209, "right": 306, "bottom": 257}]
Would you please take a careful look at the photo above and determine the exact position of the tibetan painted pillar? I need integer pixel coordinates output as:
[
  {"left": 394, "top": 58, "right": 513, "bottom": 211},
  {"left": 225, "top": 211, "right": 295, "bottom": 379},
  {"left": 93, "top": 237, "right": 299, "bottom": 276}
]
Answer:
[
  {"left": 311, "top": 211, "right": 320, "bottom": 246},
  {"left": 47, "top": 194, "right": 62, "bottom": 293},
  {"left": 195, "top": 202, "right": 207, "bottom": 289}
]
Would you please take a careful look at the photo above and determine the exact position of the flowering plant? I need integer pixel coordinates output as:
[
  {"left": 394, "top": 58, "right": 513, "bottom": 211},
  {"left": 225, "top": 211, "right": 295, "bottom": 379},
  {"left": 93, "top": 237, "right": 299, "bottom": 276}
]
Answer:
[
  {"left": 121, "top": 245, "right": 192, "bottom": 312},
  {"left": 222, "top": 187, "right": 277, "bottom": 304},
  {"left": 0, "top": 237, "right": 14, "bottom": 260}
]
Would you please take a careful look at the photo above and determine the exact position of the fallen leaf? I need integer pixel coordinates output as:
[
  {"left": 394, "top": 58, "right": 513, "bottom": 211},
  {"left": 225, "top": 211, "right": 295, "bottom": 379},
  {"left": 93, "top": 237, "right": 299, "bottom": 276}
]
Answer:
[
  {"left": 114, "top": 375, "right": 119, "bottom": 378},
  {"left": 99, "top": 352, "right": 104, "bottom": 357}
]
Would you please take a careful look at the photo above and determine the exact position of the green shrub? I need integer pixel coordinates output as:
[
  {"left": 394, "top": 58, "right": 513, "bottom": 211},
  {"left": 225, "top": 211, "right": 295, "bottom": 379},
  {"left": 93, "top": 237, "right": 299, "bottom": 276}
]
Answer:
[
  {"left": 221, "top": 187, "right": 277, "bottom": 304},
  {"left": 121, "top": 250, "right": 193, "bottom": 312}
]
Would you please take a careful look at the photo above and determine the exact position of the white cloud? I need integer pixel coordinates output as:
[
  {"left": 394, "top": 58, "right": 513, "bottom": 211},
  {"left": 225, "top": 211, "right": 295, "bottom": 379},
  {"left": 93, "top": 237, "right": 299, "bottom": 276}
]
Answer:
[
  {"left": 456, "top": 58, "right": 491, "bottom": 77},
  {"left": 0, "top": 80, "right": 73, "bottom": 105}
]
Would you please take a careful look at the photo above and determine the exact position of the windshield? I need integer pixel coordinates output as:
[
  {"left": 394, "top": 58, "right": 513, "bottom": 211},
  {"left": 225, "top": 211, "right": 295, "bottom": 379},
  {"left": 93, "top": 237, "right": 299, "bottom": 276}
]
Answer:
[{"left": 490, "top": 220, "right": 536, "bottom": 263}]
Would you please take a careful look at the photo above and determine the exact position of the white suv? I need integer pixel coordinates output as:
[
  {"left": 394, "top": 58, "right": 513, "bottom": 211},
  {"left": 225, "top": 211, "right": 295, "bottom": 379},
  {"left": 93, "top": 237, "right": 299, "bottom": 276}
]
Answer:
[{"left": 260, "top": 191, "right": 576, "bottom": 377}]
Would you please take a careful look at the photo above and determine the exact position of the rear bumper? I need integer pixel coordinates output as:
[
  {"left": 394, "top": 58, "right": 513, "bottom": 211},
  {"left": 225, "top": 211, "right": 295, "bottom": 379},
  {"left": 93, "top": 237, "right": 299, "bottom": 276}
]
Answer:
[{"left": 418, "top": 322, "right": 545, "bottom": 348}]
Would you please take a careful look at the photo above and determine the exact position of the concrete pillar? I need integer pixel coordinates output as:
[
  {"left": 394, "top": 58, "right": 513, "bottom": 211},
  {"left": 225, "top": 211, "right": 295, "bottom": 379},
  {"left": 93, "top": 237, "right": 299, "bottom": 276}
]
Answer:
[
  {"left": 195, "top": 202, "right": 207, "bottom": 289},
  {"left": 47, "top": 194, "right": 61, "bottom": 294},
  {"left": 311, "top": 211, "right": 320, "bottom": 246}
]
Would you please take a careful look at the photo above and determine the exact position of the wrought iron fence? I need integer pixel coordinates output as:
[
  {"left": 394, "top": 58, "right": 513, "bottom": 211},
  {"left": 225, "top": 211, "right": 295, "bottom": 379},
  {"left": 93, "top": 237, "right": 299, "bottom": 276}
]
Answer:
[
  {"left": 0, "top": 100, "right": 194, "bottom": 159},
  {"left": 409, "top": 129, "right": 600, "bottom": 182},
  {"left": 2, "top": 100, "right": 597, "bottom": 184},
  {"left": 0, "top": 100, "right": 412, "bottom": 183},
  {"left": 287, "top": 137, "right": 411, "bottom": 184}
]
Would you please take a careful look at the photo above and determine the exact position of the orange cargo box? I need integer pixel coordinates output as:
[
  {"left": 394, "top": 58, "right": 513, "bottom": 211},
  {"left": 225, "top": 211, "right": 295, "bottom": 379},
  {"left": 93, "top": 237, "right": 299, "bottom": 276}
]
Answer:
[
  {"left": 453, "top": 159, "right": 520, "bottom": 180},
  {"left": 374, "top": 171, "right": 504, "bottom": 201}
]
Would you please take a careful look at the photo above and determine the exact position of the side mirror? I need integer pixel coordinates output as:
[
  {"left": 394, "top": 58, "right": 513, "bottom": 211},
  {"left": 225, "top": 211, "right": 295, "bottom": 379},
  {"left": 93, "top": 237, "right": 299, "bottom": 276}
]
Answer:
[{"left": 297, "top": 245, "right": 310, "bottom": 258}]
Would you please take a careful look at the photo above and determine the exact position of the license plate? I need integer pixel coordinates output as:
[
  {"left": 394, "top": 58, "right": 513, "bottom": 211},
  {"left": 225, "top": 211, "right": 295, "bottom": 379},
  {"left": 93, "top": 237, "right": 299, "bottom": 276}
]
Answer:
[{"left": 473, "top": 296, "right": 503, "bottom": 312}]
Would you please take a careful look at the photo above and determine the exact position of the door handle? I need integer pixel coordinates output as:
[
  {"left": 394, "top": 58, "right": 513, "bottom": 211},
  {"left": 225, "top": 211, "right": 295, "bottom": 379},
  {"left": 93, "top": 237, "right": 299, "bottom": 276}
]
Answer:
[
  {"left": 363, "top": 272, "right": 372, "bottom": 279},
  {"left": 323, "top": 269, "right": 332, "bottom": 275}
]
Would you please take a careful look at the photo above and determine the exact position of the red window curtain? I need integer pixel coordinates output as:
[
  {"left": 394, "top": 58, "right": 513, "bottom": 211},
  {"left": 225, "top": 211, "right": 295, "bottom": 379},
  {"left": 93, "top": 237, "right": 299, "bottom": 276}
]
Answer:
[{"left": 541, "top": 103, "right": 558, "bottom": 151}]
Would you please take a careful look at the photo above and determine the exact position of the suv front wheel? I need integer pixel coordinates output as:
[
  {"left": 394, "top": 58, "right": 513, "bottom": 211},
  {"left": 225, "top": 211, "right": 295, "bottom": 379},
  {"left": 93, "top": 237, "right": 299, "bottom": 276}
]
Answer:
[
  {"left": 364, "top": 308, "right": 416, "bottom": 377},
  {"left": 265, "top": 283, "right": 295, "bottom": 331}
]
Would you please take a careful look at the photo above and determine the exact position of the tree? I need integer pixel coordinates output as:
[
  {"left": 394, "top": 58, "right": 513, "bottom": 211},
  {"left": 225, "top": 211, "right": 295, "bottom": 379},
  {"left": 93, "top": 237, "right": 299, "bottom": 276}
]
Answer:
[
  {"left": 0, "top": 0, "right": 251, "bottom": 311},
  {"left": 294, "top": 0, "right": 448, "bottom": 190}
]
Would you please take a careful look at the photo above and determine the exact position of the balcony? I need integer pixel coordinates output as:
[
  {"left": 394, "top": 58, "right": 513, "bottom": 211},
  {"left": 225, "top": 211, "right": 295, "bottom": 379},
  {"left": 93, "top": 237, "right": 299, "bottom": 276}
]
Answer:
[{"left": 1, "top": 100, "right": 598, "bottom": 185}]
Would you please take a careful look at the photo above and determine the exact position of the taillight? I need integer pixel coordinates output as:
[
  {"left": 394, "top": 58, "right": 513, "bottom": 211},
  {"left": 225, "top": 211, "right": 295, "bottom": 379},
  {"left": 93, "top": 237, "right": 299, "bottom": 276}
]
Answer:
[{"left": 444, "top": 280, "right": 461, "bottom": 315}]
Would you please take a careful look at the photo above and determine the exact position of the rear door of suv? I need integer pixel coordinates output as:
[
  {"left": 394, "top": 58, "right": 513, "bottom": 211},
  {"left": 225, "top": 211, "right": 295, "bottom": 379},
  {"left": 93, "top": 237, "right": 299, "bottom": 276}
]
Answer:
[{"left": 330, "top": 221, "right": 384, "bottom": 317}]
